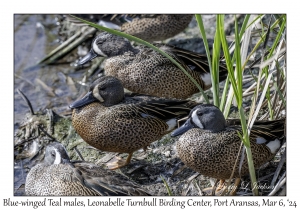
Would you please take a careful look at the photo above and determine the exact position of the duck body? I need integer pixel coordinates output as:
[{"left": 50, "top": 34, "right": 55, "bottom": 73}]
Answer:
[
  {"left": 73, "top": 14, "right": 193, "bottom": 42},
  {"left": 72, "top": 100, "right": 170, "bottom": 154},
  {"left": 104, "top": 45, "right": 214, "bottom": 99},
  {"left": 176, "top": 127, "right": 281, "bottom": 179},
  {"left": 172, "top": 104, "right": 285, "bottom": 180},
  {"left": 70, "top": 76, "right": 197, "bottom": 169},
  {"left": 25, "top": 142, "right": 149, "bottom": 196},
  {"left": 78, "top": 32, "right": 227, "bottom": 99},
  {"left": 119, "top": 14, "right": 193, "bottom": 42}
]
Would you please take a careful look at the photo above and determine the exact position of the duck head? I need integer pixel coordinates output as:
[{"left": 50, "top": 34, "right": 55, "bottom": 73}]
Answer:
[
  {"left": 171, "top": 104, "right": 226, "bottom": 137},
  {"left": 44, "top": 142, "right": 71, "bottom": 166},
  {"left": 78, "top": 32, "right": 135, "bottom": 65},
  {"left": 69, "top": 76, "right": 124, "bottom": 109}
]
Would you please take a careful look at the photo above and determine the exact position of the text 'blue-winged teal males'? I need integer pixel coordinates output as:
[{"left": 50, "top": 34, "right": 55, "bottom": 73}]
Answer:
[
  {"left": 25, "top": 142, "right": 150, "bottom": 196},
  {"left": 70, "top": 14, "right": 193, "bottom": 42},
  {"left": 78, "top": 32, "right": 227, "bottom": 99},
  {"left": 69, "top": 76, "right": 198, "bottom": 170},
  {"left": 171, "top": 104, "right": 285, "bottom": 195}
]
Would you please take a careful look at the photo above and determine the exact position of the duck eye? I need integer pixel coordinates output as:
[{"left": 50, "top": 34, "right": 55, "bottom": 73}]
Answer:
[
  {"left": 97, "top": 40, "right": 103, "bottom": 45},
  {"left": 198, "top": 112, "right": 203, "bottom": 117},
  {"left": 51, "top": 151, "right": 55, "bottom": 157}
]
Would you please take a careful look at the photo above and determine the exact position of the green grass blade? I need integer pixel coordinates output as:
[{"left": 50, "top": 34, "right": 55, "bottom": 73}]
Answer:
[
  {"left": 196, "top": 14, "right": 222, "bottom": 107},
  {"left": 195, "top": 14, "right": 212, "bottom": 104},
  {"left": 219, "top": 76, "right": 230, "bottom": 112},
  {"left": 217, "top": 15, "right": 239, "bottom": 101},
  {"left": 239, "top": 15, "right": 251, "bottom": 38},
  {"left": 234, "top": 16, "right": 242, "bottom": 108},
  {"left": 245, "top": 14, "right": 264, "bottom": 30},
  {"left": 220, "top": 15, "right": 250, "bottom": 113},
  {"left": 160, "top": 175, "right": 173, "bottom": 196},
  {"left": 217, "top": 15, "right": 239, "bottom": 118},
  {"left": 195, "top": 15, "right": 212, "bottom": 71},
  {"left": 239, "top": 106, "right": 258, "bottom": 196},
  {"left": 211, "top": 17, "right": 222, "bottom": 107},
  {"left": 236, "top": 15, "right": 258, "bottom": 196}
]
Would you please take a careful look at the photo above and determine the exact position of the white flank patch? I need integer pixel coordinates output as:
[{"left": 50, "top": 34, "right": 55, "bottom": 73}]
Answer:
[
  {"left": 201, "top": 73, "right": 212, "bottom": 87},
  {"left": 266, "top": 139, "right": 281, "bottom": 153},
  {"left": 98, "top": 20, "right": 121, "bottom": 30},
  {"left": 256, "top": 137, "right": 267, "bottom": 144},
  {"left": 53, "top": 148, "right": 62, "bottom": 164},
  {"left": 92, "top": 41, "right": 107, "bottom": 57},
  {"left": 166, "top": 118, "right": 177, "bottom": 131},
  {"left": 191, "top": 110, "right": 204, "bottom": 129}
]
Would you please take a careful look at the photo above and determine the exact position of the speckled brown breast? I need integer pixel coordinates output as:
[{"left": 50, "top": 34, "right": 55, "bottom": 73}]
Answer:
[
  {"left": 121, "top": 15, "right": 193, "bottom": 42},
  {"left": 72, "top": 102, "right": 168, "bottom": 153},
  {"left": 25, "top": 164, "right": 99, "bottom": 196},
  {"left": 104, "top": 49, "right": 206, "bottom": 100},
  {"left": 176, "top": 128, "right": 274, "bottom": 180}
]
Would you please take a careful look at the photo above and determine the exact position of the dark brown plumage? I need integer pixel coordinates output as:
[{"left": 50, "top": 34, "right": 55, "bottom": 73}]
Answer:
[
  {"left": 78, "top": 32, "right": 227, "bottom": 99},
  {"left": 70, "top": 76, "right": 197, "bottom": 169}
]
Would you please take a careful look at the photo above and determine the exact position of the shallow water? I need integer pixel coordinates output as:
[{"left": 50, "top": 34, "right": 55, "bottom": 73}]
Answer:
[{"left": 14, "top": 15, "right": 89, "bottom": 127}]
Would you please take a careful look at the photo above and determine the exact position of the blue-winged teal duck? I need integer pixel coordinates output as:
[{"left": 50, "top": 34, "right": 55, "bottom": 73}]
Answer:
[
  {"left": 78, "top": 32, "right": 227, "bottom": 99},
  {"left": 69, "top": 76, "right": 197, "bottom": 169},
  {"left": 70, "top": 14, "right": 193, "bottom": 42},
  {"left": 25, "top": 142, "right": 150, "bottom": 196},
  {"left": 171, "top": 104, "right": 285, "bottom": 194}
]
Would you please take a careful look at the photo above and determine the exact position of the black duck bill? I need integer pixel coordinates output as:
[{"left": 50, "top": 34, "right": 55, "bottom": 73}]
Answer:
[
  {"left": 171, "top": 118, "right": 196, "bottom": 137},
  {"left": 78, "top": 49, "right": 98, "bottom": 65},
  {"left": 69, "top": 91, "right": 100, "bottom": 109}
]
